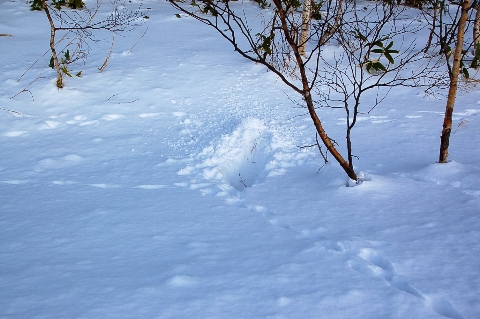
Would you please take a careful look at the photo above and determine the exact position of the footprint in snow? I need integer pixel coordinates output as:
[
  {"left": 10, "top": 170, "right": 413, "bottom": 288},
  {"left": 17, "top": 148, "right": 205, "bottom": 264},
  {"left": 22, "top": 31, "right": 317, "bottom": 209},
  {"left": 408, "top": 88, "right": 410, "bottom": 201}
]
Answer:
[
  {"left": 66, "top": 115, "right": 88, "bottom": 124},
  {"left": 0, "top": 180, "right": 29, "bottom": 185},
  {"left": 369, "top": 116, "right": 392, "bottom": 124},
  {"left": 172, "top": 111, "right": 188, "bottom": 117},
  {"left": 38, "top": 120, "right": 64, "bottom": 130},
  {"left": 406, "top": 115, "right": 424, "bottom": 119},
  {"left": 167, "top": 275, "right": 197, "bottom": 287},
  {"left": 337, "top": 116, "right": 392, "bottom": 125},
  {"left": 52, "top": 180, "right": 76, "bottom": 185},
  {"left": 296, "top": 228, "right": 345, "bottom": 252},
  {"left": 251, "top": 205, "right": 465, "bottom": 319},
  {"left": 78, "top": 120, "right": 98, "bottom": 126},
  {"left": 3, "top": 131, "right": 28, "bottom": 137},
  {"left": 134, "top": 184, "right": 166, "bottom": 189},
  {"left": 35, "top": 154, "right": 84, "bottom": 171},
  {"left": 89, "top": 183, "right": 121, "bottom": 189},
  {"left": 101, "top": 114, "right": 124, "bottom": 121},
  {"left": 350, "top": 248, "right": 465, "bottom": 319},
  {"left": 138, "top": 112, "right": 164, "bottom": 118}
]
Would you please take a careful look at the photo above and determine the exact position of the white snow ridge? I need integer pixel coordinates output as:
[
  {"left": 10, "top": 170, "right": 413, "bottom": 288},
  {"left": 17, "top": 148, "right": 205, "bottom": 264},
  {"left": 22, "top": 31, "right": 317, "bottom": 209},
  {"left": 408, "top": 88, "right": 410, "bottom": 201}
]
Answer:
[{"left": 199, "top": 118, "right": 275, "bottom": 191}]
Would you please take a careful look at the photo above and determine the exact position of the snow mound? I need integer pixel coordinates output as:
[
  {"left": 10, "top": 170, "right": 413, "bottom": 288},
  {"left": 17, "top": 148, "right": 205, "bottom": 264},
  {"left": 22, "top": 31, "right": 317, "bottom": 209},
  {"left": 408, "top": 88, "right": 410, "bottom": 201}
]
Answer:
[
  {"left": 407, "top": 161, "right": 480, "bottom": 197},
  {"left": 201, "top": 118, "right": 274, "bottom": 190},
  {"left": 182, "top": 118, "right": 276, "bottom": 191}
]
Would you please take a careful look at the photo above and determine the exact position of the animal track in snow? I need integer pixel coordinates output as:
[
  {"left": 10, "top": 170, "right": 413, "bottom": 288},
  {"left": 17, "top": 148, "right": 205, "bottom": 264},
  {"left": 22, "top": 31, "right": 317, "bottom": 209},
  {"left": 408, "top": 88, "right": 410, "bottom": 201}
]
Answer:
[
  {"left": 100, "top": 114, "right": 124, "bottom": 121},
  {"left": 351, "top": 248, "right": 466, "bottom": 319},
  {"left": 89, "top": 183, "right": 121, "bottom": 189},
  {"left": 34, "top": 154, "right": 84, "bottom": 171},
  {"left": 66, "top": 115, "right": 88, "bottom": 124},
  {"left": 167, "top": 275, "right": 197, "bottom": 287},
  {"left": 298, "top": 228, "right": 344, "bottom": 252},
  {"left": 406, "top": 115, "right": 424, "bottom": 119},
  {"left": 337, "top": 115, "right": 392, "bottom": 125},
  {"left": 38, "top": 120, "right": 64, "bottom": 130},
  {"left": 52, "top": 180, "right": 76, "bottom": 185},
  {"left": 426, "top": 296, "right": 467, "bottom": 319},
  {"left": 138, "top": 112, "right": 164, "bottom": 118},
  {"left": 0, "top": 179, "right": 29, "bottom": 185},
  {"left": 134, "top": 184, "right": 167, "bottom": 189},
  {"left": 250, "top": 206, "right": 465, "bottom": 319},
  {"left": 357, "top": 248, "right": 423, "bottom": 298},
  {"left": 3, "top": 131, "right": 28, "bottom": 137},
  {"left": 78, "top": 120, "right": 99, "bottom": 126}
]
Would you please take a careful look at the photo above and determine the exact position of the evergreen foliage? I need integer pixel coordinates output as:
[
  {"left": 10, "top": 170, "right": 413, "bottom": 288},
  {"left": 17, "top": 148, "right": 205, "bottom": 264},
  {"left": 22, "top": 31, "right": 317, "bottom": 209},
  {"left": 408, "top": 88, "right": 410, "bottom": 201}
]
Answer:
[{"left": 30, "top": 0, "right": 85, "bottom": 11}]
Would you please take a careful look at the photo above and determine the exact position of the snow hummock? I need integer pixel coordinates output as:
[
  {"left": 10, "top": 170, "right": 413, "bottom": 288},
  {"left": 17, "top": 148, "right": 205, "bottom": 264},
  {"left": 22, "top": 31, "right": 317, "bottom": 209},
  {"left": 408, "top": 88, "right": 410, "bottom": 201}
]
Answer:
[{"left": 180, "top": 118, "right": 275, "bottom": 191}]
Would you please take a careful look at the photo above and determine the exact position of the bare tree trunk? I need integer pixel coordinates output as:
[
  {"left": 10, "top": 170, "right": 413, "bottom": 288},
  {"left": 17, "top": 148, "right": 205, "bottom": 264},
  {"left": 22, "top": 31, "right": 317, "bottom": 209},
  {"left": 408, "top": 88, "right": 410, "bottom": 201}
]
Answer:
[
  {"left": 299, "top": 0, "right": 311, "bottom": 56},
  {"left": 304, "top": 90, "right": 357, "bottom": 180},
  {"left": 439, "top": 0, "right": 470, "bottom": 163},
  {"left": 42, "top": 0, "right": 63, "bottom": 88},
  {"left": 274, "top": 0, "right": 357, "bottom": 180},
  {"left": 318, "top": 0, "right": 343, "bottom": 46},
  {"left": 474, "top": 4, "right": 480, "bottom": 49}
]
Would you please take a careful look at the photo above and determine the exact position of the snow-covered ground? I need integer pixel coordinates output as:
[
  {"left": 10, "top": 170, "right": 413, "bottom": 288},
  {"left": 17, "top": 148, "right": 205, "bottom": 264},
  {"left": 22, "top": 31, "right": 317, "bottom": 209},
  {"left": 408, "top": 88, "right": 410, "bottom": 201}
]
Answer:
[{"left": 0, "top": 0, "right": 479, "bottom": 318}]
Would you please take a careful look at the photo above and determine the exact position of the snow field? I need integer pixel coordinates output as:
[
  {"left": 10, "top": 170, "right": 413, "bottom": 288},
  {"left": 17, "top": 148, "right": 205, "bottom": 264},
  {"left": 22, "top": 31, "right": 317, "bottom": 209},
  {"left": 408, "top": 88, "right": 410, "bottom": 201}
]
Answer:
[{"left": 0, "top": 0, "right": 479, "bottom": 318}]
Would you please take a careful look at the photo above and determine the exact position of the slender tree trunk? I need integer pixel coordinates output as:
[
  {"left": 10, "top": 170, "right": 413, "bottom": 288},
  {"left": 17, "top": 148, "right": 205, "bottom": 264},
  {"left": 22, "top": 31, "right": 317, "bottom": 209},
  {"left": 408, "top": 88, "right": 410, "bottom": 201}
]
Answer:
[
  {"left": 273, "top": 0, "right": 357, "bottom": 180},
  {"left": 305, "top": 91, "right": 357, "bottom": 180},
  {"left": 319, "top": 0, "right": 343, "bottom": 46},
  {"left": 299, "top": 0, "right": 311, "bottom": 56},
  {"left": 42, "top": 0, "right": 63, "bottom": 88},
  {"left": 439, "top": 0, "right": 470, "bottom": 163},
  {"left": 474, "top": 4, "right": 480, "bottom": 49}
]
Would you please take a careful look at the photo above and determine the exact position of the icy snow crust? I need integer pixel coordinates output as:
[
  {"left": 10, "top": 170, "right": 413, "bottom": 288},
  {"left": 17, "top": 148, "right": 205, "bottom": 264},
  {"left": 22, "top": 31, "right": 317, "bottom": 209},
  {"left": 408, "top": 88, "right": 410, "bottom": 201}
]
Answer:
[{"left": 0, "top": 0, "right": 479, "bottom": 318}]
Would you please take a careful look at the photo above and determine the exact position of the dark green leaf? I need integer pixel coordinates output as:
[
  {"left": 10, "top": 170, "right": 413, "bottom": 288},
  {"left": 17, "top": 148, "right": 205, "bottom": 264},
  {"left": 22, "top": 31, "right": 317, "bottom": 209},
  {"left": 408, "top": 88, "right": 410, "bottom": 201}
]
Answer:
[
  {"left": 373, "top": 62, "right": 387, "bottom": 72},
  {"left": 366, "top": 62, "right": 372, "bottom": 73},
  {"left": 386, "top": 49, "right": 399, "bottom": 54},
  {"left": 384, "top": 52, "right": 395, "bottom": 64},
  {"left": 471, "top": 58, "right": 478, "bottom": 69}
]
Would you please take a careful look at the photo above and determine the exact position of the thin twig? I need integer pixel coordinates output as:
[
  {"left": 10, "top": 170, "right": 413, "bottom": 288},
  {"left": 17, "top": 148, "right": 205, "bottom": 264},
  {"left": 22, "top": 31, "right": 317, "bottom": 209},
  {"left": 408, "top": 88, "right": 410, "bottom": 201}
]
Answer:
[
  {"left": 99, "top": 32, "right": 115, "bottom": 72},
  {"left": 0, "top": 107, "right": 23, "bottom": 116},
  {"left": 128, "top": 26, "right": 148, "bottom": 53},
  {"left": 17, "top": 33, "right": 69, "bottom": 82},
  {"left": 316, "top": 133, "right": 328, "bottom": 163}
]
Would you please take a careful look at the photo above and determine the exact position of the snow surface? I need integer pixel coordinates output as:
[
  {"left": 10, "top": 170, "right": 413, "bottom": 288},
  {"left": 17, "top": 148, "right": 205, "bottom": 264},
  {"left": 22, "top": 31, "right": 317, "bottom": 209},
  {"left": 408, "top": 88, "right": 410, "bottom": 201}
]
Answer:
[{"left": 0, "top": 0, "right": 479, "bottom": 318}]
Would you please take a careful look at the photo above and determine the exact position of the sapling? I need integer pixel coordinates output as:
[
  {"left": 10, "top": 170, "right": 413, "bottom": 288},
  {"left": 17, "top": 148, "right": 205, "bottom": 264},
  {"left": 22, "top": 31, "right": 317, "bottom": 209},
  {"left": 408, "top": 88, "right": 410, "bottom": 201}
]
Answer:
[
  {"left": 170, "top": 0, "right": 436, "bottom": 181},
  {"left": 31, "top": 0, "right": 144, "bottom": 88}
]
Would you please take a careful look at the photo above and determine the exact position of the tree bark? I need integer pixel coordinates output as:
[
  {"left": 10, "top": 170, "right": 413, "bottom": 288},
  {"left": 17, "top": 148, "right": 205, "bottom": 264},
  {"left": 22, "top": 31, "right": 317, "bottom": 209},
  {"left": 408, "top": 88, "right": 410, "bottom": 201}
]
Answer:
[
  {"left": 304, "top": 91, "right": 358, "bottom": 180},
  {"left": 318, "top": 0, "right": 343, "bottom": 46},
  {"left": 299, "top": 0, "right": 311, "bottom": 56},
  {"left": 439, "top": 0, "right": 470, "bottom": 163},
  {"left": 474, "top": 4, "right": 480, "bottom": 50},
  {"left": 42, "top": 0, "right": 63, "bottom": 88}
]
